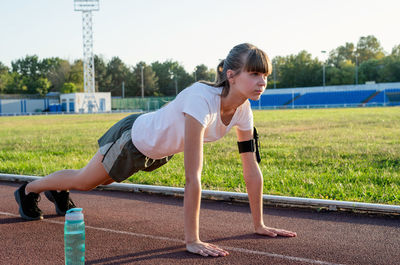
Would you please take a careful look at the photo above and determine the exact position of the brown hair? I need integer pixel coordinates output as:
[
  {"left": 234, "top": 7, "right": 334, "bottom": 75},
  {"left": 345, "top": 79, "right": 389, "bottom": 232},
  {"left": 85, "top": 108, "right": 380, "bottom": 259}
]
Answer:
[{"left": 201, "top": 43, "right": 272, "bottom": 97}]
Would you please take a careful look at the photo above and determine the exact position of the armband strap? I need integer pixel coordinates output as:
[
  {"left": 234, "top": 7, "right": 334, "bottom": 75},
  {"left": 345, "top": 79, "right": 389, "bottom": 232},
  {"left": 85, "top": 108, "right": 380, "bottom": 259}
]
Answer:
[
  {"left": 237, "top": 139, "right": 255, "bottom": 153},
  {"left": 237, "top": 127, "right": 261, "bottom": 163},
  {"left": 253, "top": 127, "right": 261, "bottom": 163}
]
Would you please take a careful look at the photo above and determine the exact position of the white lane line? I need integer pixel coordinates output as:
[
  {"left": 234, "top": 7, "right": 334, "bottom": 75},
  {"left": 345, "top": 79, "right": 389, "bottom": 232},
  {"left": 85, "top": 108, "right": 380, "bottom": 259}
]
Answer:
[
  {"left": 0, "top": 211, "right": 16, "bottom": 216},
  {"left": 221, "top": 246, "right": 344, "bottom": 265},
  {"left": 1, "top": 211, "right": 344, "bottom": 265},
  {"left": 46, "top": 219, "right": 184, "bottom": 244}
]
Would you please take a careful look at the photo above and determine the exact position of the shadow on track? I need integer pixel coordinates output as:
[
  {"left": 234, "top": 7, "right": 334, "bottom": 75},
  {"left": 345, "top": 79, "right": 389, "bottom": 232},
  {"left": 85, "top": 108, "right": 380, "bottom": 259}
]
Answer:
[
  {"left": 85, "top": 245, "right": 215, "bottom": 265},
  {"left": 80, "top": 187, "right": 400, "bottom": 228},
  {"left": 0, "top": 214, "right": 60, "bottom": 225}
]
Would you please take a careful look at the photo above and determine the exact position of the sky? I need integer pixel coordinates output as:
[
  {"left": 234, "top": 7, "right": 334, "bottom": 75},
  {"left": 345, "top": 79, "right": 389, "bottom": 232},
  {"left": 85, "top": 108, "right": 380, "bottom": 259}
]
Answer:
[{"left": 1, "top": 0, "right": 399, "bottom": 72}]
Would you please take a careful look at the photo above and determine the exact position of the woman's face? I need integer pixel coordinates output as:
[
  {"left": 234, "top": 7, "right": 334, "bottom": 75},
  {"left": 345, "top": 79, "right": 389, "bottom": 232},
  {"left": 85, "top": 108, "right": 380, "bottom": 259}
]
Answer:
[{"left": 230, "top": 70, "right": 267, "bottom": 101}]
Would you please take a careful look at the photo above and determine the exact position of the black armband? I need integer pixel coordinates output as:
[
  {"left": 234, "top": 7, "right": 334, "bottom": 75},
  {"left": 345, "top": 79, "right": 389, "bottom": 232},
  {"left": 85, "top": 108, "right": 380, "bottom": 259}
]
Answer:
[
  {"left": 237, "top": 127, "right": 261, "bottom": 163},
  {"left": 237, "top": 139, "right": 255, "bottom": 153}
]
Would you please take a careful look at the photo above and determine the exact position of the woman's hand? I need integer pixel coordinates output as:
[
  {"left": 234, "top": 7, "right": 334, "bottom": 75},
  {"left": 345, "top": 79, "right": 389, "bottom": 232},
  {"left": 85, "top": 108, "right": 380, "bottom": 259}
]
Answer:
[
  {"left": 186, "top": 240, "right": 229, "bottom": 257},
  {"left": 255, "top": 224, "right": 297, "bottom": 237}
]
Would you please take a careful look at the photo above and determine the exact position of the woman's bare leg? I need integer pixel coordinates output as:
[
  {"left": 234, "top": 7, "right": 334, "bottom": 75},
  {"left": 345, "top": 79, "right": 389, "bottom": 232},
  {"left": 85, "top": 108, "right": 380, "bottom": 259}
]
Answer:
[
  {"left": 101, "top": 179, "right": 115, "bottom": 185},
  {"left": 25, "top": 151, "right": 113, "bottom": 194}
]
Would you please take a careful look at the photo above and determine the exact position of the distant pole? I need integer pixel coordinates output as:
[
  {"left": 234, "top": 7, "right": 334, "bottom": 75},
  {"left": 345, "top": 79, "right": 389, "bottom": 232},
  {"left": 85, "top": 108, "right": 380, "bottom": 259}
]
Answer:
[
  {"left": 384, "top": 89, "right": 386, "bottom": 106},
  {"left": 292, "top": 90, "right": 294, "bottom": 109},
  {"left": 141, "top": 66, "right": 144, "bottom": 98},
  {"left": 321, "top": 50, "right": 327, "bottom": 87},
  {"left": 175, "top": 76, "right": 178, "bottom": 96},
  {"left": 122, "top": 81, "right": 125, "bottom": 98},
  {"left": 355, "top": 55, "right": 359, "bottom": 85},
  {"left": 273, "top": 61, "right": 277, "bottom": 89},
  {"left": 194, "top": 69, "right": 197, "bottom": 82}
]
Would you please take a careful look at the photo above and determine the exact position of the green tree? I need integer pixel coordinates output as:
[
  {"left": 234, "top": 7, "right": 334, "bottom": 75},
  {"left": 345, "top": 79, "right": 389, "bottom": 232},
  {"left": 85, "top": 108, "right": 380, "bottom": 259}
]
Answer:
[
  {"left": 60, "top": 82, "right": 77, "bottom": 94},
  {"left": 11, "top": 55, "right": 43, "bottom": 94},
  {"left": 0, "top": 62, "right": 10, "bottom": 93},
  {"left": 151, "top": 61, "right": 173, "bottom": 96},
  {"left": 124, "top": 68, "right": 138, "bottom": 97},
  {"left": 41, "top": 57, "right": 63, "bottom": 77},
  {"left": 10, "top": 55, "right": 66, "bottom": 94},
  {"left": 278, "top": 51, "right": 322, "bottom": 88},
  {"left": 391, "top": 44, "right": 400, "bottom": 57},
  {"left": 152, "top": 60, "right": 194, "bottom": 96},
  {"left": 4, "top": 72, "right": 26, "bottom": 93},
  {"left": 106, "top": 57, "right": 130, "bottom": 97},
  {"left": 94, "top": 55, "right": 111, "bottom": 92},
  {"left": 326, "top": 60, "right": 355, "bottom": 85},
  {"left": 130, "top": 62, "right": 159, "bottom": 97},
  {"left": 68, "top": 60, "right": 84, "bottom": 92},
  {"left": 378, "top": 55, "right": 400, "bottom": 82},
  {"left": 11, "top": 55, "right": 41, "bottom": 78},
  {"left": 327, "top": 42, "right": 355, "bottom": 67},
  {"left": 356, "top": 35, "right": 385, "bottom": 64},
  {"left": 174, "top": 64, "right": 194, "bottom": 94},
  {"left": 358, "top": 59, "right": 382, "bottom": 83},
  {"left": 194, "top": 64, "right": 215, "bottom": 82},
  {"left": 0, "top": 73, "right": 11, "bottom": 93},
  {"left": 269, "top": 56, "right": 285, "bottom": 88},
  {"left": 0, "top": 61, "right": 8, "bottom": 74},
  {"left": 34, "top": 77, "right": 51, "bottom": 96},
  {"left": 46, "top": 59, "right": 71, "bottom": 92}
]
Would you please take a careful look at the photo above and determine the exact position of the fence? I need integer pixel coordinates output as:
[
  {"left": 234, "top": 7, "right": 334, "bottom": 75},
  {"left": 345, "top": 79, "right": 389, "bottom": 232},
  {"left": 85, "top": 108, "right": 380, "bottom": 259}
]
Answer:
[
  {"left": 0, "top": 98, "right": 59, "bottom": 115},
  {"left": 111, "top": 97, "right": 175, "bottom": 112},
  {"left": 2, "top": 82, "right": 400, "bottom": 115}
]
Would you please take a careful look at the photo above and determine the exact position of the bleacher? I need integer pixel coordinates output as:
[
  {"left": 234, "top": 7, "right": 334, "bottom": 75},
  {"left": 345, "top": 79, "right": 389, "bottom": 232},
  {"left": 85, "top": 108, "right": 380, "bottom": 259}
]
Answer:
[
  {"left": 250, "top": 93, "right": 300, "bottom": 108},
  {"left": 250, "top": 86, "right": 400, "bottom": 109},
  {"left": 370, "top": 89, "right": 400, "bottom": 106},
  {"left": 293, "top": 90, "right": 376, "bottom": 106}
]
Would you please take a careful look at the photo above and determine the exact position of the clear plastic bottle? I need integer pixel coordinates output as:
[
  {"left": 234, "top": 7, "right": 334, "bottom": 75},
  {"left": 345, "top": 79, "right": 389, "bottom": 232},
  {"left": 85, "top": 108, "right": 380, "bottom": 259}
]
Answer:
[{"left": 64, "top": 208, "right": 85, "bottom": 265}]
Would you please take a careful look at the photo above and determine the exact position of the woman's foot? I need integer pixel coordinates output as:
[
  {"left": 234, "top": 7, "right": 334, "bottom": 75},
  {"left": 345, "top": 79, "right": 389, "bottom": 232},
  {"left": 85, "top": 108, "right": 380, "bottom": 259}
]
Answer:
[
  {"left": 44, "top": 190, "right": 76, "bottom": 216},
  {"left": 14, "top": 183, "right": 43, "bottom": 220}
]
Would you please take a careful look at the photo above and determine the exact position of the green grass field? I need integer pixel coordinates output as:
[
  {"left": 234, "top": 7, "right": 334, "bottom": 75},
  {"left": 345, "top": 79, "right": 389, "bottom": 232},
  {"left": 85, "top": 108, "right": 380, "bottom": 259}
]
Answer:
[{"left": 0, "top": 107, "right": 399, "bottom": 205}]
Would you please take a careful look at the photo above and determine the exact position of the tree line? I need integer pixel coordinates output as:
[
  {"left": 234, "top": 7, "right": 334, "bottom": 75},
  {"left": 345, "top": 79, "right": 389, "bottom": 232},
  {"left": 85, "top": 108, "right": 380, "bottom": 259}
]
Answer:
[
  {"left": 0, "top": 56, "right": 216, "bottom": 97},
  {"left": 272, "top": 35, "right": 400, "bottom": 88},
  {"left": 1, "top": 35, "right": 399, "bottom": 97}
]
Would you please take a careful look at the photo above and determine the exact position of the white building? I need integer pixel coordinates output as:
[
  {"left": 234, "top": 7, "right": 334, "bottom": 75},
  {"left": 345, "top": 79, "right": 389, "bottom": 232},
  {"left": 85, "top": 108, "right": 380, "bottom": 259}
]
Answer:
[{"left": 60, "top": 92, "right": 111, "bottom": 113}]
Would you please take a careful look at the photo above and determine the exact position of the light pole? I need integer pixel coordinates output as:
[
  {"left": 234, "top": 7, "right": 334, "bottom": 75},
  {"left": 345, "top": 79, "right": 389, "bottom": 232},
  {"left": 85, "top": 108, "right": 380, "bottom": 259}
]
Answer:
[
  {"left": 273, "top": 61, "right": 277, "bottom": 89},
  {"left": 194, "top": 67, "right": 197, "bottom": 82},
  {"left": 321, "top": 50, "right": 326, "bottom": 87},
  {"left": 175, "top": 75, "right": 178, "bottom": 95},
  {"left": 355, "top": 54, "right": 359, "bottom": 85},
  {"left": 141, "top": 65, "right": 144, "bottom": 98}
]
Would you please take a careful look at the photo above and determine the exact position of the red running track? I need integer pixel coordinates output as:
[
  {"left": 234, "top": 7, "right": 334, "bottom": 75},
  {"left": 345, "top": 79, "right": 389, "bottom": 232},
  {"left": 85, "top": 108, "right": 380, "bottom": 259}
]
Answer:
[{"left": 1, "top": 181, "right": 399, "bottom": 265}]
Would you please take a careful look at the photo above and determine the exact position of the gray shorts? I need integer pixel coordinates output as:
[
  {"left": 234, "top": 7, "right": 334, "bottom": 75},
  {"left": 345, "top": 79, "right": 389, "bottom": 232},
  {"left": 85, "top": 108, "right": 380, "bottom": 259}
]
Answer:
[{"left": 98, "top": 113, "right": 173, "bottom": 182}]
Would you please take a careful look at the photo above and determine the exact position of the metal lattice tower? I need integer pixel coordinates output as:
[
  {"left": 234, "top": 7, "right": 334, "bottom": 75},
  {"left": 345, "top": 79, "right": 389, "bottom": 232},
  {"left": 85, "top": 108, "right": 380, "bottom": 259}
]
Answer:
[{"left": 74, "top": 0, "right": 99, "bottom": 112}]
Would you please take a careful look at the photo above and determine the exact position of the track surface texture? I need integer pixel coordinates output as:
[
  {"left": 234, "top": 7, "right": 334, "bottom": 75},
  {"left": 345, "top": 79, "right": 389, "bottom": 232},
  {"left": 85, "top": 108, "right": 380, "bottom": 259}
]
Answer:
[{"left": 1, "top": 181, "right": 399, "bottom": 265}]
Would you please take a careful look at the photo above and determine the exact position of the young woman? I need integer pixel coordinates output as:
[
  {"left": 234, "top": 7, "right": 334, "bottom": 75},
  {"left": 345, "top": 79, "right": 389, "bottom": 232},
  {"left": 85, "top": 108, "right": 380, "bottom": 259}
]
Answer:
[{"left": 15, "top": 43, "right": 297, "bottom": 257}]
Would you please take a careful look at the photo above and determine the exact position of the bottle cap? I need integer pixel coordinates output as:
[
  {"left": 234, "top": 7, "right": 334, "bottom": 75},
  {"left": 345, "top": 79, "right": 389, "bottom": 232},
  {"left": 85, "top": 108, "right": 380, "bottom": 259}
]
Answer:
[{"left": 65, "top": 208, "right": 84, "bottom": 221}]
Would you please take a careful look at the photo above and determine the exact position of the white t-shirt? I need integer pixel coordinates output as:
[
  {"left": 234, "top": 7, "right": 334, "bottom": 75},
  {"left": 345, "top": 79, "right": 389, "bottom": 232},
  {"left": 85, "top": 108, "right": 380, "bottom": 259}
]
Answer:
[{"left": 131, "top": 82, "right": 253, "bottom": 159}]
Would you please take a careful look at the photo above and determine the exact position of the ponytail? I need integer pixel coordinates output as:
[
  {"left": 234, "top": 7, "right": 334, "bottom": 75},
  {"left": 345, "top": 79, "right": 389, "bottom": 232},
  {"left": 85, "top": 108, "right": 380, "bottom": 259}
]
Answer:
[
  {"left": 214, "top": 59, "right": 230, "bottom": 97},
  {"left": 216, "top": 59, "right": 225, "bottom": 80},
  {"left": 198, "top": 59, "right": 229, "bottom": 96}
]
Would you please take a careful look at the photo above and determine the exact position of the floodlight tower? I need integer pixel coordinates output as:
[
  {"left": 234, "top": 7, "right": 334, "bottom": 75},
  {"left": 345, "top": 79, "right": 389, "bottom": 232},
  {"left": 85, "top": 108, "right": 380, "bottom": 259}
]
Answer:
[{"left": 74, "top": 0, "right": 99, "bottom": 112}]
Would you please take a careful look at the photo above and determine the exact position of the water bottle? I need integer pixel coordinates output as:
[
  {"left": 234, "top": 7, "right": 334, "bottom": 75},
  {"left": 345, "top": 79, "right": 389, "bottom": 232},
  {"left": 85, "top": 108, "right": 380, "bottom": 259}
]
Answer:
[{"left": 64, "top": 208, "right": 85, "bottom": 265}]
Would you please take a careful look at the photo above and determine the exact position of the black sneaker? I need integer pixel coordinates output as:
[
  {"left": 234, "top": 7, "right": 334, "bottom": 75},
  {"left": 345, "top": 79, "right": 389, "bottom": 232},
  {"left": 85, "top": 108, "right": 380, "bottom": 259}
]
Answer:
[
  {"left": 14, "top": 183, "right": 43, "bottom": 221},
  {"left": 44, "top": 190, "right": 76, "bottom": 216}
]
